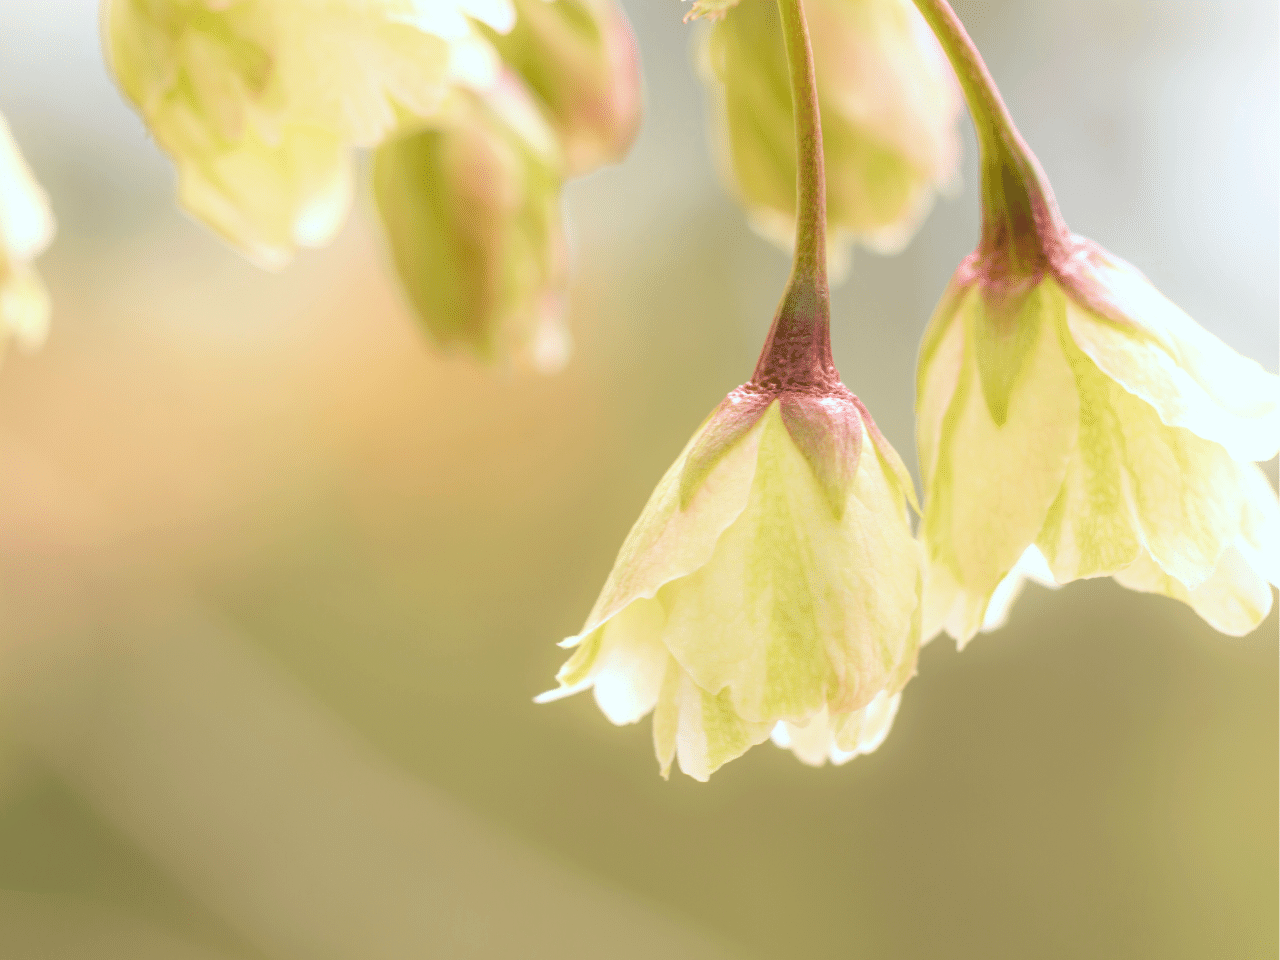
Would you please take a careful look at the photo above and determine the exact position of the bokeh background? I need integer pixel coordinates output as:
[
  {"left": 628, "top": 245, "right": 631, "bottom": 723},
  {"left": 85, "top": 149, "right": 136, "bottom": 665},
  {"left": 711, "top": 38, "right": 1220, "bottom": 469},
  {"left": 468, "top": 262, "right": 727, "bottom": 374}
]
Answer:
[{"left": 0, "top": 0, "right": 1276, "bottom": 957}]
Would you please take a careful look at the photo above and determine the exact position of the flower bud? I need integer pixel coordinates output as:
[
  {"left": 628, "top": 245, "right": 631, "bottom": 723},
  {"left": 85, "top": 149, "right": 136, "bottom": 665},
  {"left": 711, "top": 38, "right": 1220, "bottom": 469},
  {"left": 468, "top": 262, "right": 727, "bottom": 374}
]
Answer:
[
  {"left": 539, "top": 380, "right": 922, "bottom": 780},
  {"left": 372, "top": 77, "right": 571, "bottom": 370},
  {"left": 103, "top": 0, "right": 511, "bottom": 267},
  {"left": 700, "top": 0, "right": 960, "bottom": 270},
  {"left": 484, "top": 0, "right": 642, "bottom": 177},
  {"left": 918, "top": 244, "right": 1280, "bottom": 644},
  {"left": 0, "top": 115, "right": 55, "bottom": 355}
]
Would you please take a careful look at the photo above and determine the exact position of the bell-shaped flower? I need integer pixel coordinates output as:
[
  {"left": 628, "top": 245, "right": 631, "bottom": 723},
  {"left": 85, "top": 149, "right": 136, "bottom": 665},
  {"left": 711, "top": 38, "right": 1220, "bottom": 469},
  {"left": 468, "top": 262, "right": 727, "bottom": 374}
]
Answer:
[
  {"left": 0, "top": 114, "right": 55, "bottom": 356},
  {"left": 103, "top": 0, "right": 514, "bottom": 267},
  {"left": 698, "top": 0, "right": 960, "bottom": 271},
  {"left": 912, "top": 0, "right": 1280, "bottom": 645},
  {"left": 483, "top": 0, "right": 642, "bottom": 177},
  {"left": 372, "top": 75, "right": 571, "bottom": 370},
  {"left": 538, "top": 267, "right": 922, "bottom": 779}
]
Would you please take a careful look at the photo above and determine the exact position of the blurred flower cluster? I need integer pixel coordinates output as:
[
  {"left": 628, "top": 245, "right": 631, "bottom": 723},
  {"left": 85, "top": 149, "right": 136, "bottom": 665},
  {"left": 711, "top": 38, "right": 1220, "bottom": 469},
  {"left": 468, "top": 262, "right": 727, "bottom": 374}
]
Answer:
[{"left": 103, "top": 0, "right": 641, "bottom": 367}]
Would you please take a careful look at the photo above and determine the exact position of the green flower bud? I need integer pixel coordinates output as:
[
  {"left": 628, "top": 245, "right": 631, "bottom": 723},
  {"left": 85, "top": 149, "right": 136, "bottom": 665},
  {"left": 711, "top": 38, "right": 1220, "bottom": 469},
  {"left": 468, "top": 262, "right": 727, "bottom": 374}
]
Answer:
[
  {"left": 700, "top": 0, "right": 960, "bottom": 271},
  {"left": 372, "top": 77, "right": 571, "bottom": 370},
  {"left": 538, "top": 383, "right": 922, "bottom": 780},
  {"left": 0, "top": 115, "right": 54, "bottom": 355},
  {"left": 103, "top": 0, "right": 510, "bottom": 267},
  {"left": 918, "top": 247, "right": 1280, "bottom": 644},
  {"left": 484, "top": 0, "right": 642, "bottom": 177}
]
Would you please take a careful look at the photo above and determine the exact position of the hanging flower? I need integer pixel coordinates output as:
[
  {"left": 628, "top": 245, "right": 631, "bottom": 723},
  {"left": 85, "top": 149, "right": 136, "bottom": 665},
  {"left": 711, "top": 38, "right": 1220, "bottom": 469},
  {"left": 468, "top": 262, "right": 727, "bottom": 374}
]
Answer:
[
  {"left": 536, "top": 0, "right": 924, "bottom": 780},
  {"left": 911, "top": 0, "right": 1280, "bottom": 644},
  {"left": 484, "top": 0, "right": 642, "bottom": 177},
  {"left": 0, "top": 115, "right": 55, "bottom": 356},
  {"left": 372, "top": 74, "right": 571, "bottom": 371},
  {"left": 103, "top": 0, "right": 514, "bottom": 267},
  {"left": 699, "top": 0, "right": 961, "bottom": 272},
  {"left": 538, "top": 367, "right": 922, "bottom": 779}
]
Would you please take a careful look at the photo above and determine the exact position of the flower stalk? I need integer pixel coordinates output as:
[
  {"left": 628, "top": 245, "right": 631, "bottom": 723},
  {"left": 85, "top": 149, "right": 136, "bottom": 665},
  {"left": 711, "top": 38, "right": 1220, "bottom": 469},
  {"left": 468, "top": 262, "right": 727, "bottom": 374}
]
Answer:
[
  {"left": 752, "top": 0, "right": 836, "bottom": 393},
  {"left": 908, "top": 0, "right": 1070, "bottom": 286}
]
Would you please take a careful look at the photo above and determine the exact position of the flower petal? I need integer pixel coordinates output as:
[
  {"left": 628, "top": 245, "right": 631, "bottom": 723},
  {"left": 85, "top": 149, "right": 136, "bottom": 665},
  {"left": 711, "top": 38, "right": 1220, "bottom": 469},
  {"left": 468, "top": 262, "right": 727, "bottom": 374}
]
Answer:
[
  {"left": 652, "top": 658, "right": 681, "bottom": 779},
  {"left": 1035, "top": 335, "right": 1142, "bottom": 582},
  {"left": 175, "top": 125, "right": 352, "bottom": 270},
  {"left": 1114, "top": 546, "right": 1273, "bottom": 637},
  {"left": 576, "top": 401, "right": 769, "bottom": 639},
  {"left": 922, "top": 280, "right": 1079, "bottom": 641},
  {"left": 590, "top": 600, "right": 668, "bottom": 725},
  {"left": 672, "top": 669, "right": 771, "bottom": 782},
  {"left": 273, "top": 2, "right": 455, "bottom": 147},
  {"left": 0, "top": 115, "right": 55, "bottom": 261},
  {"left": 769, "top": 710, "right": 836, "bottom": 768},
  {"left": 1237, "top": 463, "right": 1280, "bottom": 587},
  {"left": 852, "top": 395, "right": 919, "bottom": 513},
  {"left": 979, "top": 544, "right": 1058, "bottom": 634},
  {"left": 779, "top": 391, "right": 863, "bottom": 518},
  {"left": 915, "top": 280, "right": 966, "bottom": 490},
  {"left": 919, "top": 553, "right": 966, "bottom": 643},
  {"left": 680, "top": 386, "right": 774, "bottom": 507},
  {"left": 771, "top": 692, "right": 902, "bottom": 767},
  {"left": 1109, "top": 375, "right": 1245, "bottom": 590},
  {"left": 0, "top": 115, "right": 54, "bottom": 353},
  {"left": 831, "top": 689, "right": 901, "bottom": 759},
  {"left": 660, "top": 403, "right": 920, "bottom": 724},
  {"left": 1065, "top": 256, "right": 1280, "bottom": 462}
]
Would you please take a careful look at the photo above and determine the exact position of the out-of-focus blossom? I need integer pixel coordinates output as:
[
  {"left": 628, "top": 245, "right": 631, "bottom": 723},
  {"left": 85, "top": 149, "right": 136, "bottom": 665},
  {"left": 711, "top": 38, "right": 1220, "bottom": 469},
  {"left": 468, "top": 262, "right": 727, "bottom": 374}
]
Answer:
[
  {"left": 699, "top": 0, "right": 960, "bottom": 272},
  {"left": 373, "top": 76, "right": 571, "bottom": 371},
  {"left": 538, "top": 281, "right": 922, "bottom": 778},
  {"left": 103, "top": 0, "right": 514, "bottom": 267},
  {"left": 0, "top": 115, "right": 55, "bottom": 355},
  {"left": 917, "top": 200, "right": 1280, "bottom": 646},
  {"left": 485, "top": 0, "right": 642, "bottom": 177},
  {"left": 683, "top": 0, "right": 739, "bottom": 21}
]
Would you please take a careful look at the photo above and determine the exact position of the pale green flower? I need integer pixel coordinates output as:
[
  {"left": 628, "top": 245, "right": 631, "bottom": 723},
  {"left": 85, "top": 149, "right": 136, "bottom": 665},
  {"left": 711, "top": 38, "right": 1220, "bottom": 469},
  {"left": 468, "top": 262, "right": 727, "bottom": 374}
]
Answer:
[
  {"left": 918, "top": 246, "right": 1280, "bottom": 644},
  {"left": 0, "top": 115, "right": 55, "bottom": 355},
  {"left": 539, "top": 386, "right": 922, "bottom": 780},
  {"left": 372, "top": 75, "right": 570, "bottom": 370},
  {"left": 906, "top": 0, "right": 1280, "bottom": 645},
  {"left": 699, "top": 0, "right": 960, "bottom": 272},
  {"left": 103, "top": 0, "right": 512, "bottom": 267},
  {"left": 484, "top": 0, "right": 642, "bottom": 177}
]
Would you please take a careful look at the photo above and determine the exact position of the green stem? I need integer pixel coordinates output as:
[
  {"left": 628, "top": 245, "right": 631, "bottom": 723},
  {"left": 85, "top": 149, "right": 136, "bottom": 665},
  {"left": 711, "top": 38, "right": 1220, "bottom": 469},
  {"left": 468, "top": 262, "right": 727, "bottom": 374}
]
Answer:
[
  {"left": 909, "top": 0, "right": 1070, "bottom": 277},
  {"left": 751, "top": 0, "right": 835, "bottom": 391},
  {"left": 777, "top": 0, "right": 826, "bottom": 285}
]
